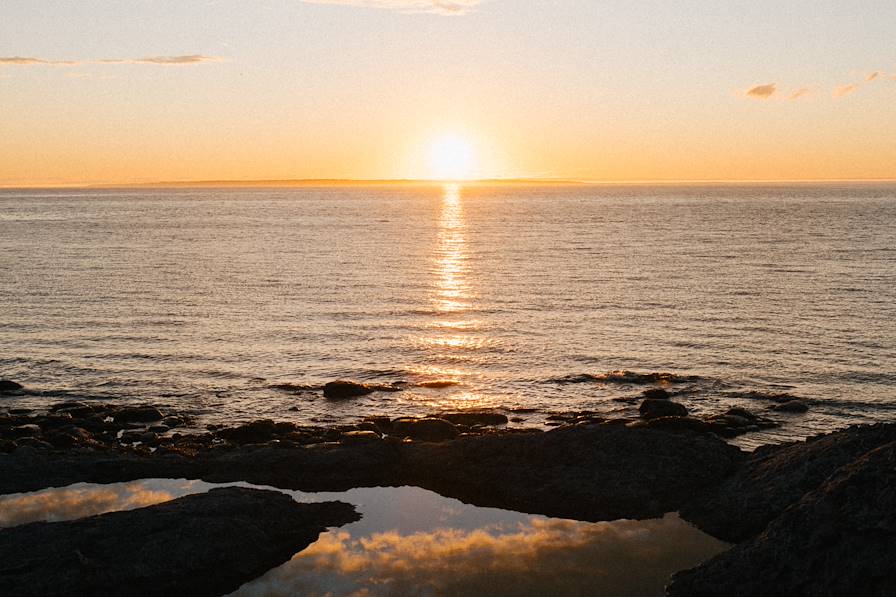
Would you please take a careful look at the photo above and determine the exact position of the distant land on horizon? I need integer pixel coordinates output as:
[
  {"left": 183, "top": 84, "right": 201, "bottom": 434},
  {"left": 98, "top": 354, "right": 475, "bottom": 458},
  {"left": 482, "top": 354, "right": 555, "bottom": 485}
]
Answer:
[{"left": 3, "top": 177, "right": 895, "bottom": 190}]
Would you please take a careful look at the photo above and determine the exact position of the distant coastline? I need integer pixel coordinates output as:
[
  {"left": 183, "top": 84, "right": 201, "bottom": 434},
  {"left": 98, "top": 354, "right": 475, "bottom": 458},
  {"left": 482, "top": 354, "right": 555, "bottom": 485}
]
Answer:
[{"left": 2, "top": 177, "right": 895, "bottom": 190}]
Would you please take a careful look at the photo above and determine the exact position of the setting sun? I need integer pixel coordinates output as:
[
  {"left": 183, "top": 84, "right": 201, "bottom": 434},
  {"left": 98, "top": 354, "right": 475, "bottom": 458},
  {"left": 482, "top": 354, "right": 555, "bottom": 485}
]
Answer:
[{"left": 429, "top": 134, "right": 476, "bottom": 181}]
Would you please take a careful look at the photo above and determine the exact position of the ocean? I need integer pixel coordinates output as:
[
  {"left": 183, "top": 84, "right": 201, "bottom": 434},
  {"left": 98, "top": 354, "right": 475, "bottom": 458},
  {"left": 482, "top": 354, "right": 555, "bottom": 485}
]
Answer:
[{"left": 2, "top": 183, "right": 894, "bottom": 446}]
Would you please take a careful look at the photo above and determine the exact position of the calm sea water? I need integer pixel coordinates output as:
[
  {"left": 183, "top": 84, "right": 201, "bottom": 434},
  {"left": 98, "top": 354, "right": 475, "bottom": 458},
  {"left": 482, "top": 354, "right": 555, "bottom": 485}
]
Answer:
[{"left": 2, "top": 184, "right": 895, "bottom": 444}]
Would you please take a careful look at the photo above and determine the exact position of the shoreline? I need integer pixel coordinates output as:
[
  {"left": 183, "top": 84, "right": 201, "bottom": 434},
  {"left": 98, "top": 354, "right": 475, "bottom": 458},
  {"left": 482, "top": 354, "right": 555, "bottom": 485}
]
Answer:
[{"left": 1, "top": 390, "right": 894, "bottom": 595}]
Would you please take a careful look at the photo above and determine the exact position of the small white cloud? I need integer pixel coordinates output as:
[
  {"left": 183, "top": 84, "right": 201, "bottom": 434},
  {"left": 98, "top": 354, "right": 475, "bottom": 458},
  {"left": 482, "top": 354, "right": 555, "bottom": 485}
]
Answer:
[
  {"left": 300, "top": 0, "right": 480, "bottom": 15},
  {"left": 1, "top": 55, "right": 219, "bottom": 67},
  {"left": 788, "top": 88, "right": 810, "bottom": 101}
]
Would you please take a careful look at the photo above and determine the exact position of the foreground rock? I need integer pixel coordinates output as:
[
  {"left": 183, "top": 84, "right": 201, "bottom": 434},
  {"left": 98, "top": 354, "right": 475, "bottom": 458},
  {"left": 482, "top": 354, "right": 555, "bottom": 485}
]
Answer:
[
  {"left": 670, "top": 440, "right": 896, "bottom": 597},
  {"left": 0, "top": 487, "right": 359, "bottom": 597},
  {"left": 680, "top": 423, "right": 896, "bottom": 542},
  {"left": 322, "top": 380, "right": 402, "bottom": 399},
  {"left": 639, "top": 399, "right": 688, "bottom": 419}
]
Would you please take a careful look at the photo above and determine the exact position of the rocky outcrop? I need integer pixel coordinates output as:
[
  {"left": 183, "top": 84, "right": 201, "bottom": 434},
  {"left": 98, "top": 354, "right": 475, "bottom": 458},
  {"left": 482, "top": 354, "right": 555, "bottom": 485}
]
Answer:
[
  {"left": 0, "top": 380, "right": 24, "bottom": 394},
  {"left": 0, "top": 487, "right": 359, "bottom": 597},
  {"left": 639, "top": 399, "right": 688, "bottom": 419},
  {"left": 680, "top": 423, "right": 896, "bottom": 542},
  {"left": 322, "top": 380, "right": 403, "bottom": 399},
  {"left": 436, "top": 411, "right": 509, "bottom": 427},
  {"left": 669, "top": 439, "right": 896, "bottom": 597}
]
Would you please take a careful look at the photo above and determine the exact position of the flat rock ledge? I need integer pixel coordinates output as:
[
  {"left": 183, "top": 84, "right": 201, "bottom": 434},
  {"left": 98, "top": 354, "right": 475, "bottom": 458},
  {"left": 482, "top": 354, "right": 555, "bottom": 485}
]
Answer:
[{"left": 0, "top": 487, "right": 359, "bottom": 597}]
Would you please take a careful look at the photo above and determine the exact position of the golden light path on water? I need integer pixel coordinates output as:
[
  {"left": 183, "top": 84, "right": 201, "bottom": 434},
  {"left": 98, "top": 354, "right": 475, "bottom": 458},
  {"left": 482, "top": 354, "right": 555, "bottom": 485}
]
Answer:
[{"left": 412, "top": 183, "right": 494, "bottom": 410}]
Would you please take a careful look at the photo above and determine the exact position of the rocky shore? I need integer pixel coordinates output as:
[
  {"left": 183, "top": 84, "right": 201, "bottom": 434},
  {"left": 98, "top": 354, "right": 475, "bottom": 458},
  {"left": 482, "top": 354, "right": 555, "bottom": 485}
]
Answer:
[{"left": 1, "top": 389, "right": 893, "bottom": 596}]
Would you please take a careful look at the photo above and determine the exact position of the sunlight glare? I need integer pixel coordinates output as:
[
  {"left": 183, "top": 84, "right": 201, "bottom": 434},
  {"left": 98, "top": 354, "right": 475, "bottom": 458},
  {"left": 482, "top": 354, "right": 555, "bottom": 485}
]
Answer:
[{"left": 430, "top": 134, "right": 475, "bottom": 181}]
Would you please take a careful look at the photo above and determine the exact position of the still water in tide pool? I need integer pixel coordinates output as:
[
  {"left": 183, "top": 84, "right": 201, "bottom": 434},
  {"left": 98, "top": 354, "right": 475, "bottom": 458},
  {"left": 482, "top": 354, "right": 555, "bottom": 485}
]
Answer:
[
  {"left": 1, "top": 184, "right": 895, "bottom": 442},
  {"left": 0, "top": 481, "right": 729, "bottom": 596}
]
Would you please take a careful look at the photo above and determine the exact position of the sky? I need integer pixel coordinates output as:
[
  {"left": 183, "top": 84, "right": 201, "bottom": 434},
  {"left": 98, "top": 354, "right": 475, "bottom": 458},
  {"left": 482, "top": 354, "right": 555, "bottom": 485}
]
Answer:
[{"left": 1, "top": 0, "right": 895, "bottom": 185}]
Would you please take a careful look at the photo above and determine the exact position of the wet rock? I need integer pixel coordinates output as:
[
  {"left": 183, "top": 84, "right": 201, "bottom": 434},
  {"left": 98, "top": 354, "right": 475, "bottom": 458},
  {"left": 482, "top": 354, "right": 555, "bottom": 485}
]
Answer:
[
  {"left": 438, "top": 412, "right": 509, "bottom": 426},
  {"left": 45, "top": 426, "right": 94, "bottom": 449},
  {"left": 642, "top": 388, "right": 671, "bottom": 400},
  {"left": 639, "top": 399, "right": 688, "bottom": 419},
  {"left": 148, "top": 425, "right": 169, "bottom": 433},
  {"left": 670, "top": 440, "right": 896, "bottom": 597},
  {"left": 341, "top": 430, "right": 381, "bottom": 444},
  {"left": 391, "top": 417, "right": 459, "bottom": 442},
  {"left": 49, "top": 401, "right": 94, "bottom": 417},
  {"left": 323, "top": 380, "right": 375, "bottom": 399},
  {"left": 771, "top": 400, "right": 809, "bottom": 413},
  {"left": 115, "top": 406, "right": 164, "bottom": 423},
  {"left": 14, "top": 437, "right": 53, "bottom": 450},
  {"left": 216, "top": 420, "right": 278, "bottom": 444},
  {"left": 725, "top": 407, "right": 758, "bottom": 420},
  {"left": 0, "top": 379, "right": 24, "bottom": 393},
  {"left": 362, "top": 416, "right": 392, "bottom": 433},
  {"left": 160, "top": 416, "right": 183, "bottom": 428},
  {"left": 0, "top": 487, "right": 359, "bottom": 597}
]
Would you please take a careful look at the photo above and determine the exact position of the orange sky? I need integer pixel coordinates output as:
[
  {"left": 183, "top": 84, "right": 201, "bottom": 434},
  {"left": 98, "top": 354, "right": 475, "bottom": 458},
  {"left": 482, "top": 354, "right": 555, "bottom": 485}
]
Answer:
[{"left": 1, "top": 1, "right": 895, "bottom": 186}]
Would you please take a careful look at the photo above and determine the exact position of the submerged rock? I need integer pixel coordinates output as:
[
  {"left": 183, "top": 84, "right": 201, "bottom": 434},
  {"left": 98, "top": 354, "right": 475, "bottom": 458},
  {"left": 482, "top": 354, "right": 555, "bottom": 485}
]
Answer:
[
  {"left": 771, "top": 400, "right": 809, "bottom": 413},
  {"left": 639, "top": 399, "right": 688, "bottom": 419},
  {"left": 0, "top": 487, "right": 359, "bottom": 597}
]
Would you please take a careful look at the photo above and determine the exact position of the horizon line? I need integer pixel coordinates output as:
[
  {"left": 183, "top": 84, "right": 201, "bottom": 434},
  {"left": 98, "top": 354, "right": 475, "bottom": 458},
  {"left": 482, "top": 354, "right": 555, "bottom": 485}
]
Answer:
[{"left": 2, "top": 176, "right": 896, "bottom": 190}]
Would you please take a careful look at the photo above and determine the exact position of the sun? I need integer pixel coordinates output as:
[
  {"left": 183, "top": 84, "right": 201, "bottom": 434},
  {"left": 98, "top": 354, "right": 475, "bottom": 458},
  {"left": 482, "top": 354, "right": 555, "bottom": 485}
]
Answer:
[{"left": 430, "top": 133, "right": 476, "bottom": 181}]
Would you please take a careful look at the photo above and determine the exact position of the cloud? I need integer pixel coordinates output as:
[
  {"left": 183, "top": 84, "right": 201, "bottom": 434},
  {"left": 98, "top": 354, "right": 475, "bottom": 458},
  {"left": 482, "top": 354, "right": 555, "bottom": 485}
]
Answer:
[
  {"left": 0, "top": 56, "right": 76, "bottom": 65},
  {"left": 833, "top": 83, "right": 859, "bottom": 98},
  {"left": 300, "top": 0, "right": 480, "bottom": 15},
  {"left": 746, "top": 83, "right": 776, "bottom": 99},
  {"left": 866, "top": 71, "right": 880, "bottom": 81},
  {"left": 240, "top": 514, "right": 729, "bottom": 597},
  {"left": 0, "top": 55, "right": 219, "bottom": 67},
  {"left": 788, "top": 88, "right": 810, "bottom": 101}
]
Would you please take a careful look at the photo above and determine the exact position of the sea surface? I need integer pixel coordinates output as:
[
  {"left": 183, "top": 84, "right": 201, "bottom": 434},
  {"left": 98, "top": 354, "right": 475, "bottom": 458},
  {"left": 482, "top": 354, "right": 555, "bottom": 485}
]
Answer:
[{"left": 2, "top": 183, "right": 895, "bottom": 445}]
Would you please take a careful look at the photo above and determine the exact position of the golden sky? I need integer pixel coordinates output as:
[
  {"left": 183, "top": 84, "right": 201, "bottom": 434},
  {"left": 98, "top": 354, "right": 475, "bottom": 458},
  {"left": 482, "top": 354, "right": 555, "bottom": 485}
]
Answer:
[{"left": 1, "top": 1, "right": 895, "bottom": 185}]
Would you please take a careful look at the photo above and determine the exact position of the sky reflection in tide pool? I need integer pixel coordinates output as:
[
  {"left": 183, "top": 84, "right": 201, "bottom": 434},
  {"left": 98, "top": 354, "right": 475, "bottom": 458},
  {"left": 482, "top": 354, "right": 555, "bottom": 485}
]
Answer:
[{"left": 0, "top": 479, "right": 728, "bottom": 597}]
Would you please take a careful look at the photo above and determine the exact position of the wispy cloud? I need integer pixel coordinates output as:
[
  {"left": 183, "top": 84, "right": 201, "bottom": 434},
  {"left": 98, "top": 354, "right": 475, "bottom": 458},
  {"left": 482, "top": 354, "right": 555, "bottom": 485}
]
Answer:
[
  {"left": 0, "top": 55, "right": 219, "bottom": 67},
  {"left": 300, "top": 0, "right": 480, "bottom": 15},
  {"left": 746, "top": 83, "right": 776, "bottom": 99},
  {"left": 788, "top": 88, "right": 810, "bottom": 101},
  {"left": 866, "top": 71, "right": 881, "bottom": 82},
  {"left": 833, "top": 83, "right": 859, "bottom": 98}
]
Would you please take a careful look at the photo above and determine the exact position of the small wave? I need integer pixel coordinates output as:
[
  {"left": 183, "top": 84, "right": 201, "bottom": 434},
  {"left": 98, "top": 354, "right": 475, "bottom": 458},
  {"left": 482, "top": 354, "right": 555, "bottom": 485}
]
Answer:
[
  {"left": 417, "top": 380, "right": 461, "bottom": 389},
  {"left": 269, "top": 383, "right": 317, "bottom": 393}
]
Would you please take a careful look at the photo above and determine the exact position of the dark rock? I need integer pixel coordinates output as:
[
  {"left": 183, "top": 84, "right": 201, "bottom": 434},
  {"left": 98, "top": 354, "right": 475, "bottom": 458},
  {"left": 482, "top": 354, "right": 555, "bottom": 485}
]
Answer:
[
  {"left": 392, "top": 417, "right": 459, "bottom": 442},
  {"left": 341, "top": 430, "right": 381, "bottom": 444},
  {"left": 115, "top": 406, "right": 164, "bottom": 423},
  {"left": 217, "top": 420, "right": 279, "bottom": 444},
  {"left": 670, "top": 441, "right": 896, "bottom": 597},
  {"left": 50, "top": 401, "right": 94, "bottom": 417},
  {"left": 14, "top": 437, "right": 53, "bottom": 450},
  {"left": 645, "top": 416, "right": 713, "bottom": 433},
  {"left": 725, "top": 407, "right": 758, "bottom": 421},
  {"left": 642, "top": 388, "right": 671, "bottom": 400},
  {"left": 45, "top": 426, "right": 94, "bottom": 449},
  {"left": 771, "top": 400, "right": 809, "bottom": 413},
  {"left": 148, "top": 425, "right": 169, "bottom": 433},
  {"left": 11, "top": 424, "right": 41, "bottom": 438},
  {"left": 0, "top": 487, "right": 359, "bottom": 597},
  {"left": 160, "top": 416, "right": 183, "bottom": 428},
  {"left": 681, "top": 423, "right": 896, "bottom": 542},
  {"left": 438, "top": 412, "right": 509, "bottom": 426},
  {"left": 0, "top": 379, "right": 24, "bottom": 393},
  {"left": 417, "top": 380, "right": 460, "bottom": 388},
  {"left": 639, "top": 399, "right": 688, "bottom": 419},
  {"left": 323, "top": 380, "right": 375, "bottom": 399}
]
